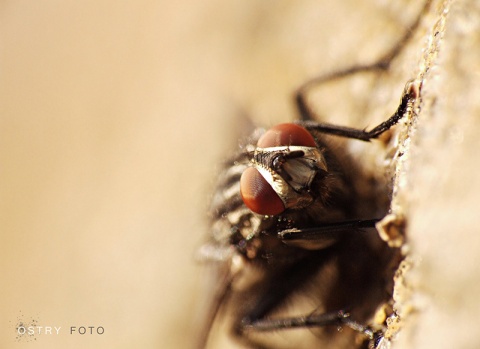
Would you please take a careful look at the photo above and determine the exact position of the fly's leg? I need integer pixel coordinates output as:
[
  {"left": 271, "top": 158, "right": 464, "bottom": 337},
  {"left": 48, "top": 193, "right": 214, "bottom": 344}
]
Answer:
[
  {"left": 236, "top": 251, "right": 378, "bottom": 340},
  {"left": 298, "top": 81, "right": 418, "bottom": 141},
  {"left": 236, "top": 253, "right": 336, "bottom": 334},
  {"left": 295, "top": 0, "right": 431, "bottom": 132},
  {"left": 236, "top": 233, "right": 385, "bottom": 345},
  {"left": 278, "top": 219, "right": 378, "bottom": 246},
  {"left": 244, "top": 309, "right": 376, "bottom": 340}
]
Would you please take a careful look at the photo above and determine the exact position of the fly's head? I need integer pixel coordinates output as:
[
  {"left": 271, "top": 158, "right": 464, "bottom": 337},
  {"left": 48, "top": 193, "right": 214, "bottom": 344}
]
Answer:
[
  {"left": 240, "top": 123, "right": 328, "bottom": 217},
  {"left": 226, "top": 122, "right": 343, "bottom": 261}
]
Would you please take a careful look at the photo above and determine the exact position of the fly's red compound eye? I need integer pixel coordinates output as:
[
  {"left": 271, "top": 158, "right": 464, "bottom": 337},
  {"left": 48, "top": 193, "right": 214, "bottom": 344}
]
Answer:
[
  {"left": 240, "top": 167, "right": 285, "bottom": 215},
  {"left": 240, "top": 123, "right": 316, "bottom": 216},
  {"left": 257, "top": 123, "right": 316, "bottom": 148}
]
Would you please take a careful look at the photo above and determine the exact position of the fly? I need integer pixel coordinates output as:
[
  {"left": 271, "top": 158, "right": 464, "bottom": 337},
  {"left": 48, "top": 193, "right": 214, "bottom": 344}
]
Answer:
[{"left": 195, "top": 2, "right": 430, "bottom": 348}]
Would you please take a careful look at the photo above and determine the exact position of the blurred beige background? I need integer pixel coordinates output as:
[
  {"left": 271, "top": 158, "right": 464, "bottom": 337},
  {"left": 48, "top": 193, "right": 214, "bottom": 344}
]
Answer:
[
  {"left": 1, "top": 0, "right": 479, "bottom": 348},
  {"left": 0, "top": 1, "right": 239, "bottom": 348}
]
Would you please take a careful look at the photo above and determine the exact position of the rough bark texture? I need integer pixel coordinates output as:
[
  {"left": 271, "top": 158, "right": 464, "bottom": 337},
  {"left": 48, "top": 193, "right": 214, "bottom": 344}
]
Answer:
[
  {"left": 1, "top": 0, "right": 479, "bottom": 348},
  {"left": 391, "top": 1, "right": 480, "bottom": 348}
]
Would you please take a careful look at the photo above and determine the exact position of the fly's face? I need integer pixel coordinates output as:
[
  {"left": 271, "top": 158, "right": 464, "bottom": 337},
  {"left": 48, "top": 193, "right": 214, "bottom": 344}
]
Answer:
[{"left": 240, "top": 123, "right": 328, "bottom": 216}]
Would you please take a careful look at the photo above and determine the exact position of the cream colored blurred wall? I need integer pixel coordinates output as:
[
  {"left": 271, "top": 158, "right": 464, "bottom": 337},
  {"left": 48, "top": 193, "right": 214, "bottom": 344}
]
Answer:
[{"left": 0, "top": 1, "right": 239, "bottom": 348}]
